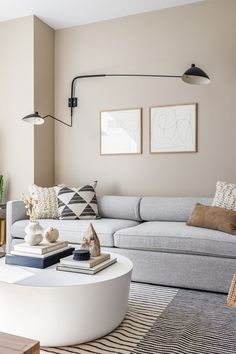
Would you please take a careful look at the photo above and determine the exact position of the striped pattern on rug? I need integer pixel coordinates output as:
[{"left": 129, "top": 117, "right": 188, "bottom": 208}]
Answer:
[
  {"left": 41, "top": 283, "right": 236, "bottom": 354},
  {"left": 41, "top": 283, "right": 178, "bottom": 354}
]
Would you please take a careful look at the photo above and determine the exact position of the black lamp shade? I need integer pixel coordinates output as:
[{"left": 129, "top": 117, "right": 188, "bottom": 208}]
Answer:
[
  {"left": 182, "top": 64, "right": 210, "bottom": 85},
  {"left": 22, "top": 112, "right": 44, "bottom": 125}
]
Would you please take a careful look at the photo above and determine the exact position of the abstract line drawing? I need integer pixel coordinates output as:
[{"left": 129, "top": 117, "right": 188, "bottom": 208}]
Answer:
[
  {"left": 150, "top": 103, "right": 197, "bottom": 153},
  {"left": 100, "top": 108, "right": 142, "bottom": 155}
]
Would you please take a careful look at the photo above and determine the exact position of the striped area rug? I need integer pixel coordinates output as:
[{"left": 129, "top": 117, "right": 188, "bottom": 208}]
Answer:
[{"left": 41, "top": 282, "right": 236, "bottom": 354}]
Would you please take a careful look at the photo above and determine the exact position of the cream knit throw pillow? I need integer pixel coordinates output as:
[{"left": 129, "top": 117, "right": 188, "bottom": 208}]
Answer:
[
  {"left": 29, "top": 184, "right": 59, "bottom": 219},
  {"left": 212, "top": 181, "right": 236, "bottom": 211}
]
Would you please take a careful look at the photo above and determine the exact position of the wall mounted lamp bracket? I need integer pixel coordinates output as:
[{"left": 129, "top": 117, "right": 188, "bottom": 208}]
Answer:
[{"left": 68, "top": 97, "right": 78, "bottom": 108}]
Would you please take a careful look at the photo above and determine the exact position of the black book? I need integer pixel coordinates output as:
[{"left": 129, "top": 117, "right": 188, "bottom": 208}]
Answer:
[{"left": 5, "top": 247, "right": 75, "bottom": 269}]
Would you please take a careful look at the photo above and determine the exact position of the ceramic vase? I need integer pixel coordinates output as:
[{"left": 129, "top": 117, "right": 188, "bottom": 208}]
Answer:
[{"left": 24, "top": 221, "right": 43, "bottom": 246}]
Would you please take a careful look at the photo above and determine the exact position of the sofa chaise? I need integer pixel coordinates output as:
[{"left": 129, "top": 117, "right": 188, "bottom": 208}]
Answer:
[{"left": 6, "top": 195, "right": 236, "bottom": 293}]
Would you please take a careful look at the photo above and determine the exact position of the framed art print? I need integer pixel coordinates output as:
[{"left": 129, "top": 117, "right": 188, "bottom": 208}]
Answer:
[
  {"left": 150, "top": 103, "right": 197, "bottom": 153},
  {"left": 100, "top": 108, "right": 142, "bottom": 155}
]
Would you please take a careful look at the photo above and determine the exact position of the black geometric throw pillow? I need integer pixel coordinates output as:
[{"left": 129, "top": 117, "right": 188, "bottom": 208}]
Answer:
[{"left": 57, "top": 184, "right": 99, "bottom": 220}]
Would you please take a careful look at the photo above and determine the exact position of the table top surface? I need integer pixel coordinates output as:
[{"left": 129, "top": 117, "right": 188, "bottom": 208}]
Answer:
[
  {"left": 0, "top": 253, "right": 133, "bottom": 288},
  {"left": 0, "top": 332, "right": 39, "bottom": 354}
]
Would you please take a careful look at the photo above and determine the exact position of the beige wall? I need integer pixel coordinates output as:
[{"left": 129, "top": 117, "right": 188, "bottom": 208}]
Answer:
[
  {"left": 1, "top": 1, "right": 235, "bottom": 200},
  {"left": 54, "top": 0, "right": 236, "bottom": 197},
  {"left": 34, "top": 16, "right": 54, "bottom": 187},
  {"left": 0, "top": 16, "right": 55, "bottom": 201},
  {"left": 0, "top": 16, "right": 34, "bottom": 200}
]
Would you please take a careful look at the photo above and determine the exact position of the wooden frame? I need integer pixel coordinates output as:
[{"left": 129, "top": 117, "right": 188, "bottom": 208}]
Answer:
[
  {"left": 149, "top": 103, "right": 198, "bottom": 154},
  {"left": 100, "top": 108, "right": 142, "bottom": 155},
  {"left": 0, "top": 219, "right": 6, "bottom": 246}
]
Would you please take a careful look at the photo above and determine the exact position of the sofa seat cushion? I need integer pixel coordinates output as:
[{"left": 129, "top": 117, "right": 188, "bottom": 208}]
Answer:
[
  {"left": 114, "top": 221, "right": 236, "bottom": 258},
  {"left": 11, "top": 219, "right": 140, "bottom": 247}
]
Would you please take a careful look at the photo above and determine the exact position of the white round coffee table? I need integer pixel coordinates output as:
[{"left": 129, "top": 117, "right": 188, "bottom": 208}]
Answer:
[{"left": 0, "top": 254, "right": 132, "bottom": 346}]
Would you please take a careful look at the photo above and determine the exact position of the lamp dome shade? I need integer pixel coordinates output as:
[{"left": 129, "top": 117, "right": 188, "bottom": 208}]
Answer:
[
  {"left": 182, "top": 64, "right": 210, "bottom": 85},
  {"left": 22, "top": 112, "right": 44, "bottom": 125}
]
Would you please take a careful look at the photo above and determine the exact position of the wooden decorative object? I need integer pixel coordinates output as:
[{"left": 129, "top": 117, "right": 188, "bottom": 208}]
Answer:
[
  {"left": 0, "top": 218, "right": 6, "bottom": 247},
  {"left": 0, "top": 331, "right": 40, "bottom": 354},
  {"left": 44, "top": 227, "right": 59, "bottom": 243},
  {"left": 227, "top": 274, "right": 236, "bottom": 308},
  {"left": 81, "top": 223, "right": 101, "bottom": 257}
]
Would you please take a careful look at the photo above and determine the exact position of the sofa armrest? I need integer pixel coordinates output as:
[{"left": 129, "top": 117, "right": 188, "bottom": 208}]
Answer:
[{"left": 6, "top": 200, "right": 27, "bottom": 253}]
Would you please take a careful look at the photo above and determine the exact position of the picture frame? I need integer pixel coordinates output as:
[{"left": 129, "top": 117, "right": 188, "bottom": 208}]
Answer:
[
  {"left": 150, "top": 103, "right": 197, "bottom": 154},
  {"left": 100, "top": 108, "right": 142, "bottom": 155}
]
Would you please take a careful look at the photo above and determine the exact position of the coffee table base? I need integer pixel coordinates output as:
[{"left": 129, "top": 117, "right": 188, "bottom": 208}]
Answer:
[{"left": 0, "top": 258, "right": 132, "bottom": 346}]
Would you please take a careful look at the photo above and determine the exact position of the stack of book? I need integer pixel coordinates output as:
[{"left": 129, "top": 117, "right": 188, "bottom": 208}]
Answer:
[
  {"left": 57, "top": 252, "right": 117, "bottom": 274},
  {"left": 5, "top": 241, "right": 75, "bottom": 269}
]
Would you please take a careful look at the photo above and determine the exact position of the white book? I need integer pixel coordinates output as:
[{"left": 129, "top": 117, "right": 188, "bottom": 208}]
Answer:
[
  {"left": 11, "top": 246, "right": 70, "bottom": 259},
  {"left": 14, "top": 241, "right": 69, "bottom": 255},
  {"left": 57, "top": 257, "right": 117, "bottom": 275},
  {"left": 60, "top": 253, "right": 110, "bottom": 269}
]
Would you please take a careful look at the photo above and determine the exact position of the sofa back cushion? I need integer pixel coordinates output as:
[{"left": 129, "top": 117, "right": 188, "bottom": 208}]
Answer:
[
  {"left": 97, "top": 195, "right": 141, "bottom": 221},
  {"left": 140, "top": 197, "right": 213, "bottom": 222}
]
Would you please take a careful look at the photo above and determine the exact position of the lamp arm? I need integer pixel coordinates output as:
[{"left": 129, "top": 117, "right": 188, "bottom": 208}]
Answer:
[
  {"left": 43, "top": 114, "right": 72, "bottom": 127},
  {"left": 69, "top": 74, "right": 106, "bottom": 118},
  {"left": 69, "top": 73, "right": 182, "bottom": 119},
  {"left": 23, "top": 65, "right": 208, "bottom": 128}
]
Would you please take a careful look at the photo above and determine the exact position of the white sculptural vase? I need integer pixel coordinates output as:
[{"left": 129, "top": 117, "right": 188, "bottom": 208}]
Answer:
[{"left": 24, "top": 221, "right": 43, "bottom": 246}]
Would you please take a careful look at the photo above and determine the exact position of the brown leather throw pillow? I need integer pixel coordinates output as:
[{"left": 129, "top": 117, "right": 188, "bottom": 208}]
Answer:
[{"left": 187, "top": 203, "right": 236, "bottom": 235}]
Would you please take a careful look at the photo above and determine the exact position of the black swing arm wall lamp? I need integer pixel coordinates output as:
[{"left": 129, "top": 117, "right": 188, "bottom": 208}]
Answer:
[{"left": 22, "top": 64, "right": 210, "bottom": 127}]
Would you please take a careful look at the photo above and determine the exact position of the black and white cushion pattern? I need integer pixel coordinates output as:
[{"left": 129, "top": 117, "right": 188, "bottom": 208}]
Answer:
[{"left": 57, "top": 184, "right": 99, "bottom": 220}]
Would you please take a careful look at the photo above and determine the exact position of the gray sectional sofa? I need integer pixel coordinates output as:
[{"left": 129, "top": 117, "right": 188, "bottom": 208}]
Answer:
[{"left": 7, "top": 196, "right": 236, "bottom": 293}]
